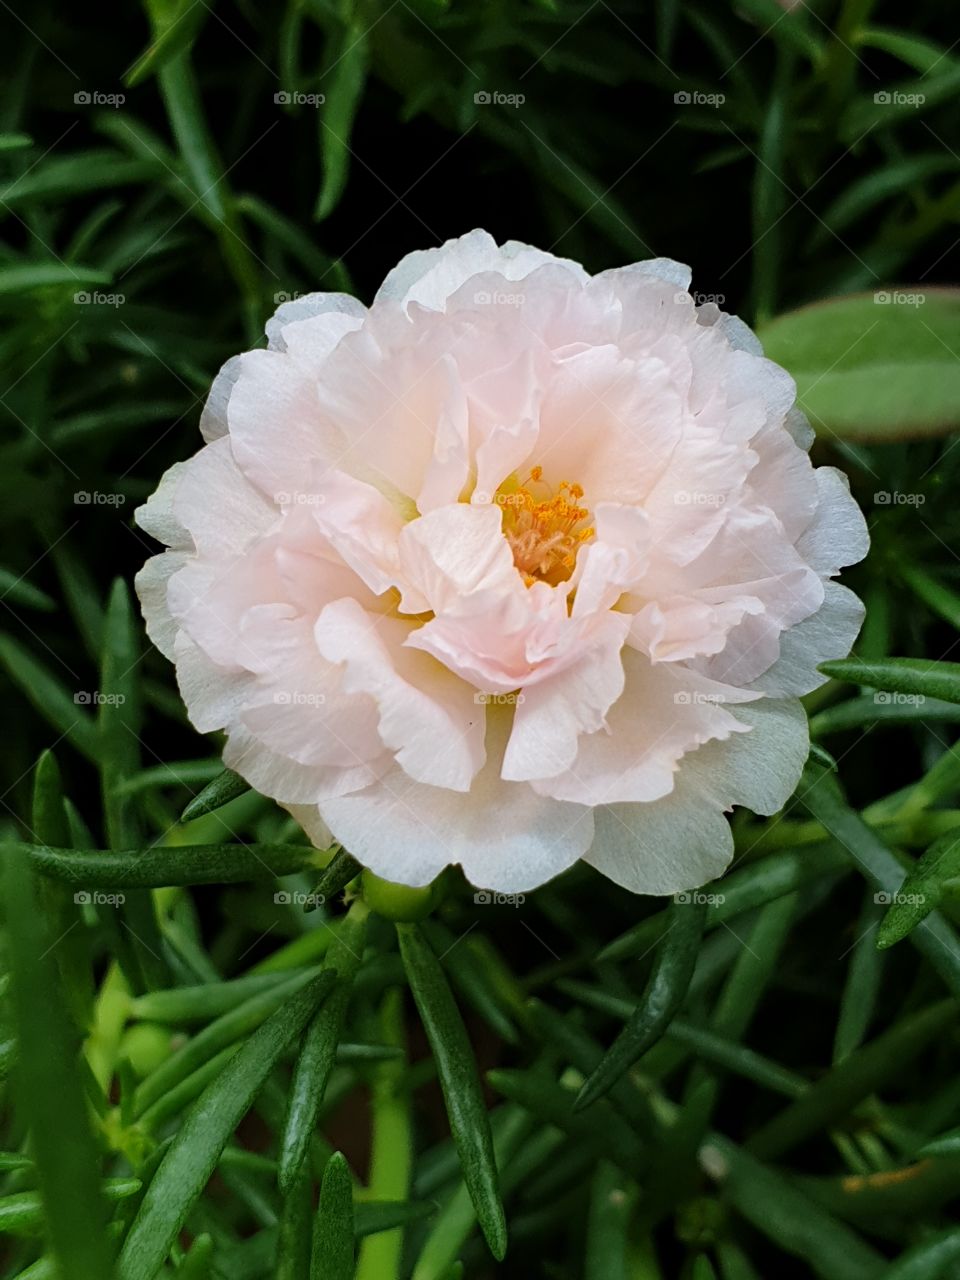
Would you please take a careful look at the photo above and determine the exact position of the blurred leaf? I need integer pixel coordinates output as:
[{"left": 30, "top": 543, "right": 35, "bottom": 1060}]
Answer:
[
  {"left": 759, "top": 291, "right": 960, "bottom": 440},
  {"left": 315, "top": 21, "right": 370, "bottom": 221},
  {"left": 3, "top": 852, "right": 112, "bottom": 1279},
  {"left": 125, "top": 0, "right": 212, "bottom": 87}
]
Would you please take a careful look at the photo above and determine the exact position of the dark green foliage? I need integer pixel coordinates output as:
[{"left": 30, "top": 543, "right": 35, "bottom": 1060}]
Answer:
[{"left": 3, "top": 1, "right": 960, "bottom": 1276}]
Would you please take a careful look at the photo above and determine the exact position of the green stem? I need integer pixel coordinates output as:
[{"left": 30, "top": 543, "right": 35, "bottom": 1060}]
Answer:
[{"left": 356, "top": 988, "right": 412, "bottom": 1280}]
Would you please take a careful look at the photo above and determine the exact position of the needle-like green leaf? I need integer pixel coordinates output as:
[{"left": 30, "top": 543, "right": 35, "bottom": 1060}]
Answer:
[
  {"left": 397, "top": 922, "right": 507, "bottom": 1262},
  {"left": 116, "top": 972, "right": 335, "bottom": 1280}
]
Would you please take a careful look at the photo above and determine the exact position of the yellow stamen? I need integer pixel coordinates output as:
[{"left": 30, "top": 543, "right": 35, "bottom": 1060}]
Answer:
[{"left": 495, "top": 465, "right": 594, "bottom": 586}]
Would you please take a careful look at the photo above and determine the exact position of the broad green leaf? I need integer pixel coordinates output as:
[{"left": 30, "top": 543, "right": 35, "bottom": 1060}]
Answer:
[
  {"left": 758, "top": 291, "right": 960, "bottom": 440},
  {"left": 397, "top": 922, "right": 507, "bottom": 1261},
  {"left": 116, "top": 973, "right": 335, "bottom": 1280}
]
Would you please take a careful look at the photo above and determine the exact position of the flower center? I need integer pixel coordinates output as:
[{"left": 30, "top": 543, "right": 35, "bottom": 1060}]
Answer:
[{"left": 496, "top": 466, "right": 594, "bottom": 587}]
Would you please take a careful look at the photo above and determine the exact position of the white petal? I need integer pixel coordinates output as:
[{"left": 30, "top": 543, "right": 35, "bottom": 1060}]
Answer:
[
  {"left": 748, "top": 580, "right": 865, "bottom": 697},
  {"left": 135, "top": 461, "right": 192, "bottom": 549},
  {"left": 314, "top": 598, "right": 486, "bottom": 791},
  {"left": 797, "top": 467, "right": 870, "bottom": 576},
  {"left": 501, "top": 613, "right": 630, "bottom": 782},
  {"left": 376, "top": 229, "right": 588, "bottom": 313},
  {"left": 317, "top": 708, "right": 594, "bottom": 891},
  {"left": 585, "top": 696, "right": 807, "bottom": 894},
  {"left": 135, "top": 551, "right": 187, "bottom": 661}
]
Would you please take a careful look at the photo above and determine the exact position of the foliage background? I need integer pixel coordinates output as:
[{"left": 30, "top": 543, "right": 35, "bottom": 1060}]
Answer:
[{"left": 3, "top": 0, "right": 960, "bottom": 1277}]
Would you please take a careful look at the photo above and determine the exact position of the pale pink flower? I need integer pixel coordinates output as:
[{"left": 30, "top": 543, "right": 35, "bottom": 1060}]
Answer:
[{"left": 136, "top": 231, "right": 868, "bottom": 895}]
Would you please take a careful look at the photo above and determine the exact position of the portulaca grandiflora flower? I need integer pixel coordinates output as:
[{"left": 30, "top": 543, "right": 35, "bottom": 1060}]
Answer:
[{"left": 136, "top": 230, "right": 868, "bottom": 895}]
